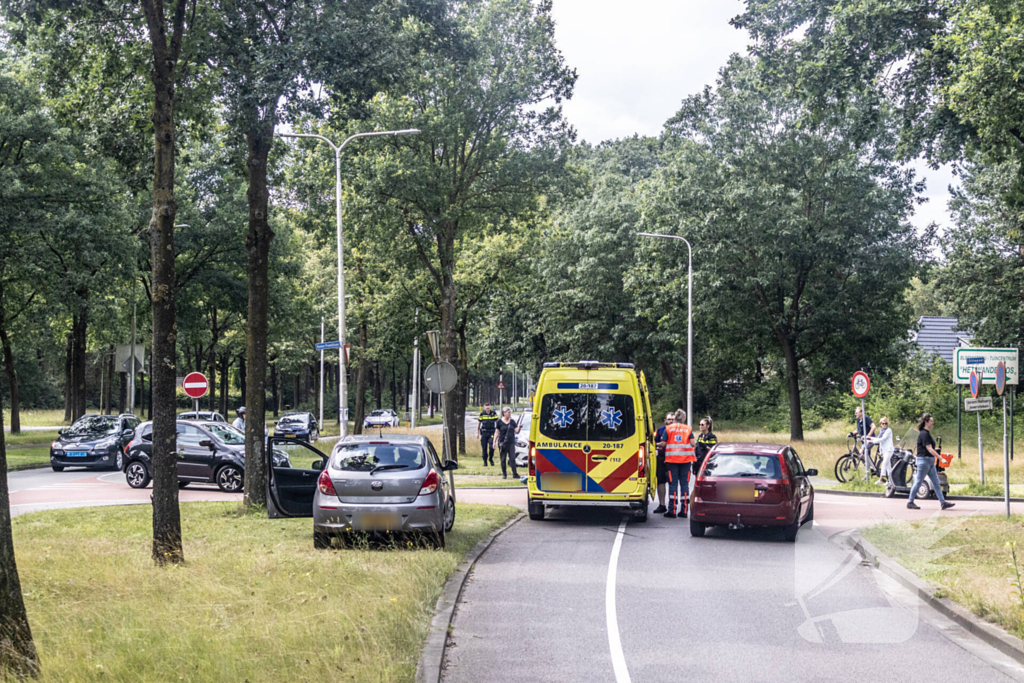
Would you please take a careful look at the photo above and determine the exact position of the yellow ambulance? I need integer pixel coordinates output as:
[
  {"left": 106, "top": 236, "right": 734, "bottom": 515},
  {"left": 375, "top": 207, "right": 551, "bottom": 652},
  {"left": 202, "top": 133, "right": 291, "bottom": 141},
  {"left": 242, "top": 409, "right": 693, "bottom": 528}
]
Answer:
[{"left": 526, "top": 361, "right": 656, "bottom": 521}]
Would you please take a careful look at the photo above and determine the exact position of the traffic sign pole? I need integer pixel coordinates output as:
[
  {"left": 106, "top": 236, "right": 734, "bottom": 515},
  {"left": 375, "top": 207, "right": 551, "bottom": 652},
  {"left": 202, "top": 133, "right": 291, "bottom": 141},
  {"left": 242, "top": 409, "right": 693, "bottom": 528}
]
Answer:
[
  {"left": 971, "top": 370, "right": 984, "bottom": 484},
  {"left": 851, "top": 372, "right": 871, "bottom": 483}
]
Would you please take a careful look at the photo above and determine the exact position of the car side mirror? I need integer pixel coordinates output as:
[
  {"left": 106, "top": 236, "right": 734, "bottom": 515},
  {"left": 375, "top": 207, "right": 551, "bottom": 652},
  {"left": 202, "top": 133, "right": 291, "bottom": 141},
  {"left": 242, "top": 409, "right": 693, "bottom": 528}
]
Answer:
[
  {"left": 805, "top": 468, "right": 818, "bottom": 477},
  {"left": 311, "top": 459, "right": 325, "bottom": 472},
  {"left": 122, "top": 429, "right": 134, "bottom": 438},
  {"left": 198, "top": 439, "right": 214, "bottom": 450},
  {"left": 443, "top": 460, "right": 459, "bottom": 471}
]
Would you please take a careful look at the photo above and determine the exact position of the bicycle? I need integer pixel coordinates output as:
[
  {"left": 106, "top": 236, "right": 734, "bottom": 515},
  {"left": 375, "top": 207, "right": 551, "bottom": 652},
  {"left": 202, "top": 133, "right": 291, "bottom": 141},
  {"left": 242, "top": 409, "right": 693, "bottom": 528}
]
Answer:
[{"left": 833, "top": 434, "right": 884, "bottom": 483}]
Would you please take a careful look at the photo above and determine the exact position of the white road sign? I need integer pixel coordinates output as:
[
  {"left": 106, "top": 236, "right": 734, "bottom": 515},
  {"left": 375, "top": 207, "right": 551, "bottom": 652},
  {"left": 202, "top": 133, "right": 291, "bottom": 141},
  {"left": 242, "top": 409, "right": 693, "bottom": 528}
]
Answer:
[
  {"left": 954, "top": 348, "right": 1018, "bottom": 385},
  {"left": 964, "top": 397, "right": 993, "bottom": 411}
]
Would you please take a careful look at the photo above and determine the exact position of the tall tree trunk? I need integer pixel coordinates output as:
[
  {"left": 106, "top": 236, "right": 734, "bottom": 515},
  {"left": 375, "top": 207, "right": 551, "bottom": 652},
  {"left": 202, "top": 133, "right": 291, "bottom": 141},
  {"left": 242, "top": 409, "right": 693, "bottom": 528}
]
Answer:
[
  {"left": 219, "top": 353, "right": 231, "bottom": 416},
  {"left": 0, "top": 401, "right": 39, "bottom": 677},
  {"left": 457, "top": 325, "right": 469, "bottom": 455},
  {"left": 292, "top": 373, "right": 299, "bottom": 410},
  {"left": 71, "top": 292, "right": 88, "bottom": 420},
  {"left": 778, "top": 333, "right": 804, "bottom": 441},
  {"left": 243, "top": 117, "right": 275, "bottom": 509},
  {"left": 373, "top": 361, "right": 382, "bottom": 410},
  {"left": 270, "top": 361, "right": 278, "bottom": 417},
  {"left": 439, "top": 244, "right": 459, "bottom": 461},
  {"left": 141, "top": 0, "right": 188, "bottom": 564},
  {"left": 0, "top": 282, "right": 21, "bottom": 434},
  {"left": 353, "top": 322, "right": 369, "bottom": 435},
  {"left": 63, "top": 334, "right": 72, "bottom": 422},
  {"left": 118, "top": 372, "right": 127, "bottom": 414},
  {"left": 104, "top": 344, "right": 115, "bottom": 414},
  {"left": 238, "top": 355, "right": 246, "bottom": 404}
]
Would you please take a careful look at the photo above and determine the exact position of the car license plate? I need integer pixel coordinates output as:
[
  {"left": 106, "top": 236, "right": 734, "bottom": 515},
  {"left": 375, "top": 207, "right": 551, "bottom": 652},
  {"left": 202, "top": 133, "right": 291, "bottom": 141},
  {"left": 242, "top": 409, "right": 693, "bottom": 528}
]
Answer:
[
  {"left": 67, "top": 451, "right": 88, "bottom": 458},
  {"left": 285, "top": 434, "right": 296, "bottom": 438},
  {"left": 724, "top": 485, "right": 756, "bottom": 502},
  {"left": 540, "top": 472, "right": 582, "bottom": 492},
  {"left": 358, "top": 512, "right": 401, "bottom": 530}
]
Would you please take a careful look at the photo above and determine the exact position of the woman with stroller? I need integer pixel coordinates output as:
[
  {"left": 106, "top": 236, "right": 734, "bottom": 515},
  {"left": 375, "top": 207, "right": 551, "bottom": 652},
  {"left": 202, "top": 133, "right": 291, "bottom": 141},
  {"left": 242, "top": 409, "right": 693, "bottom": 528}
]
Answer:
[{"left": 866, "top": 416, "right": 894, "bottom": 484}]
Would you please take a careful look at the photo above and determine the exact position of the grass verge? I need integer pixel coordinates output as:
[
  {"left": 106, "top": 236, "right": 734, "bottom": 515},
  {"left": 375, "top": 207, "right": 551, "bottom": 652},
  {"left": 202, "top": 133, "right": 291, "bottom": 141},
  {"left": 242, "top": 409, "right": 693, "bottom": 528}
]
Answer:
[
  {"left": 9, "top": 501, "right": 517, "bottom": 682},
  {"left": 6, "top": 446, "right": 52, "bottom": 471},
  {"left": 454, "top": 474, "right": 526, "bottom": 488},
  {"left": 863, "top": 514, "right": 1024, "bottom": 640}
]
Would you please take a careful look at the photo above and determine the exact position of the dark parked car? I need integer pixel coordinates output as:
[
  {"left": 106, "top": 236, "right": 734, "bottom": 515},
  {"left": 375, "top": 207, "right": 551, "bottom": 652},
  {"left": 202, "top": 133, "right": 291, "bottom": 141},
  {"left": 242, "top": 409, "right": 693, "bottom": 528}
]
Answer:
[
  {"left": 123, "top": 420, "right": 290, "bottom": 492},
  {"left": 50, "top": 413, "right": 141, "bottom": 472},
  {"left": 273, "top": 412, "right": 319, "bottom": 442},
  {"left": 689, "top": 443, "right": 816, "bottom": 542}
]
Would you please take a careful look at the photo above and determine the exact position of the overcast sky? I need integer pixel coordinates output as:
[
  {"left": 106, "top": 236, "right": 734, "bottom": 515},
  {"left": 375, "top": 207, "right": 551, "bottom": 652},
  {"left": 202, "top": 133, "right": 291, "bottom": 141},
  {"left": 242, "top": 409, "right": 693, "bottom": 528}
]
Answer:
[{"left": 548, "top": 0, "right": 957, "bottom": 234}]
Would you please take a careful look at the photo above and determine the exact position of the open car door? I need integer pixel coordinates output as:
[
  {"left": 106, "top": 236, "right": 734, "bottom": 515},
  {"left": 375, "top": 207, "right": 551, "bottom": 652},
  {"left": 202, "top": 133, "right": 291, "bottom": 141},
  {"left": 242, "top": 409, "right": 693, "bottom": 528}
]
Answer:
[{"left": 266, "top": 436, "right": 328, "bottom": 519}]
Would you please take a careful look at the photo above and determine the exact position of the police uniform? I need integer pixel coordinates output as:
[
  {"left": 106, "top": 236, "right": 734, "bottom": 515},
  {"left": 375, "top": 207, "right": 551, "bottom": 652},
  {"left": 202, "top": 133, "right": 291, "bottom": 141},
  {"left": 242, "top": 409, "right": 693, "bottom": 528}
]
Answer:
[
  {"left": 694, "top": 430, "right": 718, "bottom": 476},
  {"left": 664, "top": 422, "right": 696, "bottom": 517},
  {"left": 478, "top": 409, "right": 498, "bottom": 465}
]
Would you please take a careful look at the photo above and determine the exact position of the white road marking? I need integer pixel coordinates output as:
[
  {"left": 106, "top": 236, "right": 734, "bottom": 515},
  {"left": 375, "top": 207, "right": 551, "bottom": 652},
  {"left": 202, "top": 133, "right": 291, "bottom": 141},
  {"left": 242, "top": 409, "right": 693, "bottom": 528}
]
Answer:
[{"left": 606, "top": 519, "right": 631, "bottom": 683}]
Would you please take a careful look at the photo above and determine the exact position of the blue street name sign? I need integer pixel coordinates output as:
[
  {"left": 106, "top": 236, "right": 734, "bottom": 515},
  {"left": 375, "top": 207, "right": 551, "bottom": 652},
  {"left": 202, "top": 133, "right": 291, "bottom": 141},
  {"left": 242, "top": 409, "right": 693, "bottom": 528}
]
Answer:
[{"left": 316, "top": 340, "right": 342, "bottom": 351}]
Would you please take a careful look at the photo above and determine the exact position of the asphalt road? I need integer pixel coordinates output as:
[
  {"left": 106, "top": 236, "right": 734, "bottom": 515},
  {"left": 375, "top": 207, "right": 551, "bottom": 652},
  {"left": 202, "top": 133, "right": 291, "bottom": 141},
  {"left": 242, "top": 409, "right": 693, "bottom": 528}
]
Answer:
[{"left": 443, "top": 502, "right": 1024, "bottom": 683}]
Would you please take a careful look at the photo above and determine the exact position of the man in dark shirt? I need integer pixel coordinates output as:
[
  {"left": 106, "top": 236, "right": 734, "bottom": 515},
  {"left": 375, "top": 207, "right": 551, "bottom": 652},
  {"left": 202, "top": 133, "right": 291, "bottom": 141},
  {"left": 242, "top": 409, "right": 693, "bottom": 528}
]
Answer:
[
  {"left": 476, "top": 402, "right": 498, "bottom": 466},
  {"left": 852, "top": 406, "right": 876, "bottom": 460},
  {"left": 652, "top": 413, "right": 673, "bottom": 514}
]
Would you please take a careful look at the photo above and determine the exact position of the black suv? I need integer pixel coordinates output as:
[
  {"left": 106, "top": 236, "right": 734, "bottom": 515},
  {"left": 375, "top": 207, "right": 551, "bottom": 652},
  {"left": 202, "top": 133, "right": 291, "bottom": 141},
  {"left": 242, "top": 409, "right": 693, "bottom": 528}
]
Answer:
[
  {"left": 123, "top": 420, "right": 291, "bottom": 493},
  {"left": 273, "top": 412, "right": 319, "bottom": 442},
  {"left": 50, "top": 413, "right": 141, "bottom": 471}
]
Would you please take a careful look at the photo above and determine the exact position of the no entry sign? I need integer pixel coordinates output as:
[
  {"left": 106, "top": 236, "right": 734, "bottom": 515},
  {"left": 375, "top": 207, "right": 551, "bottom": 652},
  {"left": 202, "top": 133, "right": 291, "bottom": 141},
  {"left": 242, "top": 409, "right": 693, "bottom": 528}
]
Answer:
[
  {"left": 182, "top": 372, "right": 209, "bottom": 399},
  {"left": 851, "top": 371, "right": 870, "bottom": 399}
]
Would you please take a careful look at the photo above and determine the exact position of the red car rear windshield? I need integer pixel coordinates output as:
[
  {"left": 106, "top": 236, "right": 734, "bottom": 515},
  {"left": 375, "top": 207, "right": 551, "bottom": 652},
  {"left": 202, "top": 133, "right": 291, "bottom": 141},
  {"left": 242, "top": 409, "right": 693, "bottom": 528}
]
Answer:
[{"left": 703, "top": 453, "right": 781, "bottom": 478}]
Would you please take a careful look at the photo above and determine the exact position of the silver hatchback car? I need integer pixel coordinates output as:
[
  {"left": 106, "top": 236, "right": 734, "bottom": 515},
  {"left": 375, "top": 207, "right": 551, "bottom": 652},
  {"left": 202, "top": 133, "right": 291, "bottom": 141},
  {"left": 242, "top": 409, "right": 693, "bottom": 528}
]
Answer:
[{"left": 264, "top": 434, "right": 458, "bottom": 549}]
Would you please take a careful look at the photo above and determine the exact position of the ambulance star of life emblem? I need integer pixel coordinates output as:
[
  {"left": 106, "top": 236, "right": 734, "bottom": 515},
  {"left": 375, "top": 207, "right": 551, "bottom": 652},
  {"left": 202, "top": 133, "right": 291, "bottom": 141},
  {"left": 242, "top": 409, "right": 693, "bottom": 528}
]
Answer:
[
  {"left": 552, "top": 405, "right": 574, "bottom": 428},
  {"left": 599, "top": 407, "right": 622, "bottom": 429}
]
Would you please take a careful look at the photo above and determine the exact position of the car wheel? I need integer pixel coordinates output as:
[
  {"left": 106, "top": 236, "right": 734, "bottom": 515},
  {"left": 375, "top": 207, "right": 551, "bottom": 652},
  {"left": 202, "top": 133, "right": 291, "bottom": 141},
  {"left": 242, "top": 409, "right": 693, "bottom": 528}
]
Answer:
[
  {"left": 443, "top": 497, "right": 456, "bottom": 532},
  {"left": 178, "top": 481, "right": 190, "bottom": 489},
  {"left": 125, "top": 461, "right": 151, "bottom": 489},
  {"left": 314, "top": 531, "right": 332, "bottom": 550},
  {"left": 216, "top": 465, "right": 244, "bottom": 493},
  {"left": 311, "top": 429, "right": 318, "bottom": 442},
  {"left": 114, "top": 451, "right": 124, "bottom": 471},
  {"left": 634, "top": 493, "right": 649, "bottom": 523},
  {"left": 528, "top": 500, "right": 545, "bottom": 521},
  {"left": 51, "top": 464, "right": 64, "bottom": 472},
  {"left": 690, "top": 519, "right": 706, "bottom": 537},
  {"left": 784, "top": 509, "right": 800, "bottom": 542}
]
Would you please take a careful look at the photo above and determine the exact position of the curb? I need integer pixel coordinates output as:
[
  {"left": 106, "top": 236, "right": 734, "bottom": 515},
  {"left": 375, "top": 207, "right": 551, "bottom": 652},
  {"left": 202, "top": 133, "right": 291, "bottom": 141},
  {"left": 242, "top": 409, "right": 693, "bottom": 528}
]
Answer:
[
  {"left": 843, "top": 529, "right": 1024, "bottom": 664},
  {"left": 818, "top": 488, "right": 1024, "bottom": 503},
  {"left": 415, "top": 511, "right": 526, "bottom": 683}
]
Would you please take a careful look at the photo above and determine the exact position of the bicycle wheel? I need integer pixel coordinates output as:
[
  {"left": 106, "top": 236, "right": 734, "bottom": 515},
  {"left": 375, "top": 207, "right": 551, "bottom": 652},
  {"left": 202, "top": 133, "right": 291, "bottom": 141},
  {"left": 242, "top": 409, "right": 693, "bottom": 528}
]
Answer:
[{"left": 834, "top": 454, "right": 860, "bottom": 483}]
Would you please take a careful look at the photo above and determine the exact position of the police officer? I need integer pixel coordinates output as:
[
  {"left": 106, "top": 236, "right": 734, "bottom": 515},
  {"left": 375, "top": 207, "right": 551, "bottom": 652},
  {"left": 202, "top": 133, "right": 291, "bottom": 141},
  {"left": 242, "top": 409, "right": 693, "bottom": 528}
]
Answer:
[
  {"left": 232, "top": 406, "right": 246, "bottom": 431},
  {"left": 652, "top": 412, "right": 673, "bottom": 514},
  {"left": 694, "top": 416, "right": 718, "bottom": 476},
  {"left": 476, "top": 402, "right": 499, "bottom": 466},
  {"left": 663, "top": 408, "right": 696, "bottom": 518}
]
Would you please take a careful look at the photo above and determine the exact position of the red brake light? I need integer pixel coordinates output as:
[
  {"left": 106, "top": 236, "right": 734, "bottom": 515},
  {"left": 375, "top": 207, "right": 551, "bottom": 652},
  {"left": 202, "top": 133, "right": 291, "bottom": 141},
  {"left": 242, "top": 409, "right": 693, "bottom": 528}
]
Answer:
[
  {"left": 778, "top": 452, "right": 790, "bottom": 484},
  {"left": 637, "top": 445, "right": 645, "bottom": 478},
  {"left": 418, "top": 470, "right": 439, "bottom": 496},
  {"left": 528, "top": 442, "right": 536, "bottom": 477},
  {"left": 317, "top": 470, "right": 337, "bottom": 496}
]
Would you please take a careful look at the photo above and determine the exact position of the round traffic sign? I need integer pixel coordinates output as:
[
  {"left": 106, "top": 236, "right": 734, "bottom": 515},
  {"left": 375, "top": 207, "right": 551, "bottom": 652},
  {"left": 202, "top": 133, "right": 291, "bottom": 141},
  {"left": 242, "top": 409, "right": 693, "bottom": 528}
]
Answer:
[
  {"left": 996, "top": 361, "right": 1006, "bottom": 396},
  {"left": 423, "top": 362, "right": 458, "bottom": 394},
  {"left": 851, "top": 371, "right": 870, "bottom": 398},
  {"left": 969, "top": 370, "right": 981, "bottom": 399},
  {"left": 182, "top": 371, "right": 209, "bottom": 399}
]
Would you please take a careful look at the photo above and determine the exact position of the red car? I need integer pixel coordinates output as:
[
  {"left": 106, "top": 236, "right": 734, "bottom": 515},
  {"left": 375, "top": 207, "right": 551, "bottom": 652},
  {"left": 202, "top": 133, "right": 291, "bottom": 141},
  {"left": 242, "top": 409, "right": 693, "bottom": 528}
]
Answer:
[{"left": 689, "top": 442, "right": 816, "bottom": 542}]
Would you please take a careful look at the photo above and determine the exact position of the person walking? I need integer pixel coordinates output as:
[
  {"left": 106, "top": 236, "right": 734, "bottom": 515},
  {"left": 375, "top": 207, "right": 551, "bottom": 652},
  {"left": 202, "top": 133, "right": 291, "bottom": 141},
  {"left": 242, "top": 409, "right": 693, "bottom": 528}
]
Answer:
[
  {"left": 652, "top": 412, "right": 673, "bottom": 514},
  {"left": 866, "top": 416, "right": 894, "bottom": 484},
  {"left": 476, "top": 402, "right": 499, "bottom": 466},
  {"left": 663, "top": 409, "right": 696, "bottom": 518},
  {"left": 494, "top": 407, "right": 522, "bottom": 480},
  {"left": 232, "top": 406, "right": 246, "bottom": 431},
  {"left": 908, "top": 413, "right": 954, "bottom": 510},
  {"left": 694, "top": 417, "right": 718, "bottom": 477}
]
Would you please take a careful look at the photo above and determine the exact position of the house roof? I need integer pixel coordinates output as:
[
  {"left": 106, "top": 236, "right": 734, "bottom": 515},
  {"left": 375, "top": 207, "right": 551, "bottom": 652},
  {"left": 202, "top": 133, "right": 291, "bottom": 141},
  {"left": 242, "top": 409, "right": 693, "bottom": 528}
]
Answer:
[{"left": 911, "top": 316, "right": 973, "bottom": 363}]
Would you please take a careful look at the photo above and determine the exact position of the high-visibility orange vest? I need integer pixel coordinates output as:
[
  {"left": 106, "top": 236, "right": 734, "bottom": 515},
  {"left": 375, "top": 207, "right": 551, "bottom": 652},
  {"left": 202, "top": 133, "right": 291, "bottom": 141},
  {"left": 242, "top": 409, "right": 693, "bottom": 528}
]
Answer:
[{"left": 664, "top": 423, "right": 695, "bottom": 463}]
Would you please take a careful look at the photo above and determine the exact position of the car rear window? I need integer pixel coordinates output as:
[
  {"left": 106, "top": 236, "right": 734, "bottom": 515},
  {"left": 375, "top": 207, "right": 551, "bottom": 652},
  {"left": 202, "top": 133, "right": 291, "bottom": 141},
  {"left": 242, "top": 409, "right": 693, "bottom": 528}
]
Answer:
[
  {"left": 703, "top": 453, "right": 782, "bottom": 478},
  {"left": 538, "top": 393, "right": 635, "bottom": 441},
  {"left": 331, "top": 444, "right": 426, "bottom": 472}
]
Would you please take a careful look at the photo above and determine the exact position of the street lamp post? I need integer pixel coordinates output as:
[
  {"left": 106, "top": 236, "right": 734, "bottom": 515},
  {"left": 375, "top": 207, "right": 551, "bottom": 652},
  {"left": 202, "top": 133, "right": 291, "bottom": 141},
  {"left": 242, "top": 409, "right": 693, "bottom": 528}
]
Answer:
[
  {"left": 638, "top": 231, "right": 693, "bottom": 426},
  {"left": 278, "top": 129, "right": 420, "bottom": 437},
  {"left": 317, "top": 294, "right": 350, "bottom": 431}
]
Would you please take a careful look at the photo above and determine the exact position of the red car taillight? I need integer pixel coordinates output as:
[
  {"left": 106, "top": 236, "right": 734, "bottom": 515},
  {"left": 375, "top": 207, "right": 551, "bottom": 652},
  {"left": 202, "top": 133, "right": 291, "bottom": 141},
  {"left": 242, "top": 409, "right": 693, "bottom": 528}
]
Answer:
[
  {"left": 528, "top": 442, "right": 536, "bottom": 477},
  {"left": 637, "top": 445, "right": 645, "bottom": 478},
  {"left": 418, "top": 470, "right": 439, "bottom": 496},
  {"left": 778, "top": 453, "right": 790, "bottom": 484},
  {"left": 317, "top": 470, "right": 337, "bottom": 496}
]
